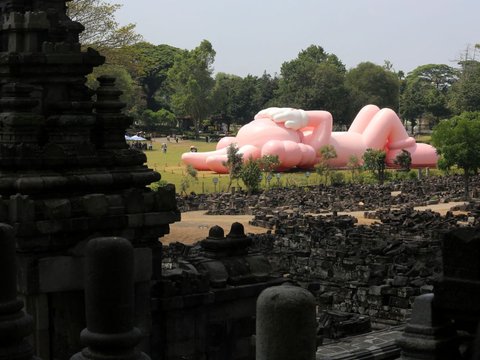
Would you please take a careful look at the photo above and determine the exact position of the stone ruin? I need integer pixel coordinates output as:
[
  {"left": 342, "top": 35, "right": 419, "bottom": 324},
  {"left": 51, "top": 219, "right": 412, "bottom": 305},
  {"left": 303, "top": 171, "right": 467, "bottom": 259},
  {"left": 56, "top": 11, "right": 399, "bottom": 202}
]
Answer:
[
  {"left": 167, "top": 174, "right": 480, "bottom": 358},
  {"left": 153, "top": 223, "right": 282, "bottom": 360},
  {"left": 0, "top": 0, "right": 480, "bottom": 358},
  {"left": 0, "top": 0, "right": 179, "bottom": 359},
  {"left": 176, "top": 174, "right": 474, "bottom": 214}
]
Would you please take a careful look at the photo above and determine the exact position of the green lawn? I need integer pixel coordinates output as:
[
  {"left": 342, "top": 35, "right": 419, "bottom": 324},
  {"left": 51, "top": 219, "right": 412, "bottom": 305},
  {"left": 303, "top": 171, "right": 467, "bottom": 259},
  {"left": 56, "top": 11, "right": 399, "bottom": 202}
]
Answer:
[
  {"left": 146, "top": 138, "right": 230, "bottom": 193},
  {"left": 145, "top": 137, "right": 442, "bottom": 194},
  {"left": 145, "top": 138, "right": 322, "bottom": 193}
]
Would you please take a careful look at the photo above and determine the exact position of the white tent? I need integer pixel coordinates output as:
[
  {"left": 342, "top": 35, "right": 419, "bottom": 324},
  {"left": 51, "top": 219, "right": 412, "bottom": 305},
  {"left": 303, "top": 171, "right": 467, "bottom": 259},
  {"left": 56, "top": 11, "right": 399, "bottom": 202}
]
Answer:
[{"left": 129, "top": 135, "right": 147, "bottom": 141}]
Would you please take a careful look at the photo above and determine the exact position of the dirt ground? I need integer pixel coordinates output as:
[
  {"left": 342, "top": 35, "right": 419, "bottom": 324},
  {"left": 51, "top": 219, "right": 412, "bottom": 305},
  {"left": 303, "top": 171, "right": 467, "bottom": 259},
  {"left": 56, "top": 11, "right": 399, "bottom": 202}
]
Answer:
[{"left": 161, "top": 201, "right": 467, "bottom": 245}]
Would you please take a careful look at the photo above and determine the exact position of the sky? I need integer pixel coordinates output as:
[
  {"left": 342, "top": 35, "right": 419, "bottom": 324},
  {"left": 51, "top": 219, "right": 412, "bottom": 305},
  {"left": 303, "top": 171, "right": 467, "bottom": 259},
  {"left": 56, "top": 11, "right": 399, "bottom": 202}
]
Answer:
[{"left": 112, "top": 0, "right": 480, "bottom": 77}]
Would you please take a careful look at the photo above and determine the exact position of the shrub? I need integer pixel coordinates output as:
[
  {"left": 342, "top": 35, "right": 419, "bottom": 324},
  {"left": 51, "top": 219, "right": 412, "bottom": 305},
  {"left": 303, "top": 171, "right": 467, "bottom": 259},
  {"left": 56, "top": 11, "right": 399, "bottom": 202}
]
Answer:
[
  {"left": 330, "top": 171, "right": 345, "bottom": 185},
  {"left": 150, "top": 179, "right": 169, "bottom": 191},
  {"left": 240, "top": 158, "right": 262, "bottom": 194}
]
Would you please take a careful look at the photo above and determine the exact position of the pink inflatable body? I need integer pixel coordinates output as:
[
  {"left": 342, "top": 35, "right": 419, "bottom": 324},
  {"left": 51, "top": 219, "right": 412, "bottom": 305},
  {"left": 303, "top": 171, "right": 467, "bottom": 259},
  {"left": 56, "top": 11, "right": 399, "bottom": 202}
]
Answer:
[{"left": 181, "top": 105, "right": 438, "bottom": 174}]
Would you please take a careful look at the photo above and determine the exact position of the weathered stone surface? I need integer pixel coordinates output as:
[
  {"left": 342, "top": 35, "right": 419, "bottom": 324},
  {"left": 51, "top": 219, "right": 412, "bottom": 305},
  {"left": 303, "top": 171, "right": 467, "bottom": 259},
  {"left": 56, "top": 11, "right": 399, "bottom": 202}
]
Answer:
[
  {"left": 0, "top": 223, "right": 38, "bottom": 360},
  {"left": 70, "top": 237, "right": 149, "bottom": 360},
  {"left": 256, "top": 283, "right": 317, "bottom": 360},
  {"left": 397, "top": 294, "right": 459, "bottom": 360}
]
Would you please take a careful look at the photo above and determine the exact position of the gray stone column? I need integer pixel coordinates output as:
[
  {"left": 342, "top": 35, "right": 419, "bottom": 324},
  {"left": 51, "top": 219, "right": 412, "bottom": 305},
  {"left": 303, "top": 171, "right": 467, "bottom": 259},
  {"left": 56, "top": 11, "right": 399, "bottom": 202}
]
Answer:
[
  {"left": 70, "top": 237, "right": 150, "bottom": 360},
  {"left": 256, "top": 282, "right": 317, "bottom": 360},
  {"left": 0, "top": 223, "right": 38, "bottom": 360}
]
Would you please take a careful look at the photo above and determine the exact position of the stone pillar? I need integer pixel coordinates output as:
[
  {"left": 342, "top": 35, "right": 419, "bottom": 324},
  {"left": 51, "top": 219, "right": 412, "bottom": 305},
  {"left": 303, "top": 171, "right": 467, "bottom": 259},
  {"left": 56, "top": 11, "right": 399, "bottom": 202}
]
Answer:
[
  {"left": 70, "top": 237, "right": 150, "bottom": 360},
  {"left": 397, "top": 293, "right": 459, "bottom": 360},
  {"left": 0, "top": 223, "right": 38, "bottom": 360},
  {"left": 256, "top": 282, "right": 317, "bottom": 360}
]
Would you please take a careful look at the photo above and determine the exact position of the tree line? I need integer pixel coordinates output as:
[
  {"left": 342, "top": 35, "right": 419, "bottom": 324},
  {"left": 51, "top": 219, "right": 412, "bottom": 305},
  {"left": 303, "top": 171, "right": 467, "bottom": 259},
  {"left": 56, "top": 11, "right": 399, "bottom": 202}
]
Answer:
[{"left": 70, "top": 1, "right": 480, "bottom": 140}]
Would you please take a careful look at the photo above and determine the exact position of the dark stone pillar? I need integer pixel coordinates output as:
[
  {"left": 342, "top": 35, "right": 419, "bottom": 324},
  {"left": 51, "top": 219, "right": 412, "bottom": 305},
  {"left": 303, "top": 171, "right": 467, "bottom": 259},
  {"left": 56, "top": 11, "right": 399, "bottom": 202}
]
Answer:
[
  {"left": 70, "top": 237, "right": 150, "bottom": 360},
  {"left": 256, "top": 282, "right": 317, "bottom": 360},
  {"left": 0, "top": 223, "right": 38, "bottom": 360},
  {"left": 397, "top": 293, "right": 459, "bottom": 360}
]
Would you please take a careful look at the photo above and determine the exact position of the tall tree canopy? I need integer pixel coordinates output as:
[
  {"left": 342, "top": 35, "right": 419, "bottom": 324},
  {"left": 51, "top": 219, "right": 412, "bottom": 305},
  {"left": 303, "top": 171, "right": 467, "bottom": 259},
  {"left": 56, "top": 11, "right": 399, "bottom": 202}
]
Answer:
[
  {"left": 431, "top": 112, "right": 480, "bottom": 198},
  {"left": 211, "top": 72, "right": 279, "bottom": 128},
  {"left": 125, "top": 42, "right": 183, "bottom": 111},
  {"left": 400, "top": 64, "right": 457, "bottom": 129},
  {"left": 211, "top": 73, "right": 246, "bottom": 128},
  {"left": 168, "top": 40, "right": 216, "bottom": 137},
  {"left": 67, "top": 0, "right": 141, "bottom": 51},
  {"left": 346, "top": 61, "right": 400, "bottom": 114},
  {"left": 274, "top": 45, "right": 351, "bottom": 125},
  {"left": 448, "top": 60, "right": 480, "bottom": 114}
]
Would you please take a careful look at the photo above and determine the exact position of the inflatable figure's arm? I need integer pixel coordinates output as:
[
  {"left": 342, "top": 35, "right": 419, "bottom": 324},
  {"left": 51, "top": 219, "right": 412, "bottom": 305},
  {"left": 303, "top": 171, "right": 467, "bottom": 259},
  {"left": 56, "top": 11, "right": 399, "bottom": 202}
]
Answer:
[
  {"left": 302, "top": 111, "right": 333, "bottom": 149},
  {"left": 255, "top": 107, "right": 308, "bottom": 130},
  {"left": 254, "top": 107, "right": 333, "bottom": 147}
]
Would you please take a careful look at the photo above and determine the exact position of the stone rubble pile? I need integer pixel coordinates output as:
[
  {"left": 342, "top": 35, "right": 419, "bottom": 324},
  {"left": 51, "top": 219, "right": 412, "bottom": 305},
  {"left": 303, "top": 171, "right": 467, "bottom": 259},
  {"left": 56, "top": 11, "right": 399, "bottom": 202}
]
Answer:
[
  {"left": 247, "top": 209, "right": 455, "bottom": 325},
  {"left": 176, "top": 174, "right": 478, "bottom": 215},
  {"left": 168, "top": 174, "right": 480, "bottom": 327}
]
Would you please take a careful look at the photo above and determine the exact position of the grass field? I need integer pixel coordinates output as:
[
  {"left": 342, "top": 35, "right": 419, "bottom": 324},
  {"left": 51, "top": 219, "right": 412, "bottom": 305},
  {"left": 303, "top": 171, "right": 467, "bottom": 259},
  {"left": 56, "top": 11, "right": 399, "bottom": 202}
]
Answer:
[
  {"left": 145, "top": 136, "right": 442, "bottom": 194},
  {"left": 145, "top": 138, "right": 324, "bottom": 193}
]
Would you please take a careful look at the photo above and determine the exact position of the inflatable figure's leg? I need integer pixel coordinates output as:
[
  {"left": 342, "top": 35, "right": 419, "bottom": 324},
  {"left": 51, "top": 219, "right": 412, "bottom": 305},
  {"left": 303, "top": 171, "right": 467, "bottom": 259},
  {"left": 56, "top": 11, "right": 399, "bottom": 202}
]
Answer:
[
  {"left": 181, "top": 148, "right": 228, "bottom": 171},
  {"left": 359, "top": 108, "right": 412, "bottom": 149},
  {"left": 386, "top": 143, "right": 438, "bottom": 168},
  {"left": 348, "top": 104, "right": 381, "bottom": 134},
  {"left": 357, "top": 107, "right": 438, "bottom": 167},
  {"left": 205, "top": 144, "right": 262, "bottom": 174}
]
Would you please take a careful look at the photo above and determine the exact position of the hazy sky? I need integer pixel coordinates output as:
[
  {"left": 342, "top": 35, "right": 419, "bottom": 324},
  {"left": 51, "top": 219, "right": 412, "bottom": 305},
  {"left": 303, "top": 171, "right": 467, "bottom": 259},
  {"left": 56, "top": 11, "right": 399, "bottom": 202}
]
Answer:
[{"left": 112, "top": 0, "right": 480, "bottom": 77}]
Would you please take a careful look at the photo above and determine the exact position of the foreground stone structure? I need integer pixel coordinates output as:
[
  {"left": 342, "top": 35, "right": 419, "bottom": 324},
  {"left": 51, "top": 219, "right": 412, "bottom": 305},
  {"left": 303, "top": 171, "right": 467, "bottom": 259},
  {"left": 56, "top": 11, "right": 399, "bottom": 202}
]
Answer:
[
  {"left": 153, "top": 223, "right": 281, "bottom": 360},
  {"left": 0, "top": 224, "right": 38, "bottom": 360},
  {"left": 0, "top": 1, "right": 478, "bottom": 358},
  {"left": 71, "top": 237, "right": 150, "bottom": 360},
  {"left": 256, "top": 282, "right": 317, "bottom": 360},
  {"left": 0, "top": 1, "right": 179, "bottom": 358}
]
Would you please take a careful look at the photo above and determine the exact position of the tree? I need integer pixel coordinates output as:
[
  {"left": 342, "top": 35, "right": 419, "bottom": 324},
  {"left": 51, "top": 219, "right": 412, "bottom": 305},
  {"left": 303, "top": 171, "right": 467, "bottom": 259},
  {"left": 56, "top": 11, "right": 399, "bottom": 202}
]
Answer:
[
  {"left": 362, "top": 148, "right": 387, "bottom": 184},
  {"left": 346, "top": 154, "right": 361, "bottom": 182},
  {"left": 211, "top": 72, "right": 278, "bottom": 130},
  {"left": 449, "top": 61, "right": 480, "bottom": 114},
  {"left": 346, "top": 62, "right": 400, "bottom": 114},
  {"left": 126, "top": 42, "right": 183, "bottom": 112},
  {"left": 240, "top": 159, "right": 262, "bottom": 194},
  {"left": 138, "top": 109, "right": 176, "bottom": 132},
  {"left": 67, "top": 0, "right": 142, "bottom": 51},
  {"left": 393, "top": 149, "right": 412, "bottom": 172},
  {"left": 431, "top": 112, "right": 480, "bottom": 199},
  {"left": 252, "top": 72, "right": 279, "bottom": 111},
  {"left": 258, "top": 155, "right": 280, "bottom": 187},
  {"left": 400, "top": 64, "right": 458, "bottom": 129},
  {"left": 179, "top": 165, "right": 198, "bottom": 195},
  {"left": 315, "top": 144, "right": 337, "bottom": 184},
  {"left": 399, "top": 79, "right": 426, "bottom": 132},
  {"left": 223, "top": 143, "right": 243, "bottom": 191},
  {"left": 210, "top": 73, "right": 240, "bottom": 131},
  {"left": 168, "top": 40, "right": 216, "bottom": 138},
  {"left": 274, "top": 45, "right": 351, "bottom": 125},
  {"left": 211, "top": 73, "right": 257, "bottom": 127}
]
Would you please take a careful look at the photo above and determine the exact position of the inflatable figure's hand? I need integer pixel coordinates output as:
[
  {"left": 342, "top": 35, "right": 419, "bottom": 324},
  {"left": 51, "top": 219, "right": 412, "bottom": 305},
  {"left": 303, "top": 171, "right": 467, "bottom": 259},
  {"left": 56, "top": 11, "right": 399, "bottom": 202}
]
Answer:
[{"left": 255, "top": 107, "right": 308, "bottom": 130}]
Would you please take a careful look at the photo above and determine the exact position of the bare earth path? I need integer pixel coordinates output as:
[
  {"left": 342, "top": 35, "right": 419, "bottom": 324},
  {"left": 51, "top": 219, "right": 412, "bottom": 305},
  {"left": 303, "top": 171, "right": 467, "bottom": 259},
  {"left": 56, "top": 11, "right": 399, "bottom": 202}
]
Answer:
[{"left": 162, "top": 202, "right": 467, "bottom": 245}]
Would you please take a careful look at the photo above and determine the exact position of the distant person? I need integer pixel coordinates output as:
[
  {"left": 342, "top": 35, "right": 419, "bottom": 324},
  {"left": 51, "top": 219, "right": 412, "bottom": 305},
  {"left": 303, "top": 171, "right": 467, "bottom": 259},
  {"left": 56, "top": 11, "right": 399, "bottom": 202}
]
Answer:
[{"left": 161, "top": 143, "right": 167, "bottom": 154}]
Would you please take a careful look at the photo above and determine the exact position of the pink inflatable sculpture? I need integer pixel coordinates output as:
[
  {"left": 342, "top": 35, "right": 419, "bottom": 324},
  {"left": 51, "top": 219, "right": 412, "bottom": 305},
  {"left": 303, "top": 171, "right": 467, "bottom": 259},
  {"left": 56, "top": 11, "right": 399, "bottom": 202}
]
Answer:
[{"left": 181, "top": 105, "right": 438, "bottom": 174}]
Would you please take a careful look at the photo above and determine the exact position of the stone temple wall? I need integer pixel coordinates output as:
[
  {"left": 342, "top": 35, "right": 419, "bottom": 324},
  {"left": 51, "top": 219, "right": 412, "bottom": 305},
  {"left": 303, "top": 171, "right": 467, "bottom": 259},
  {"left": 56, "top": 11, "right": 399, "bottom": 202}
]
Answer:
[{"left": 0, "top": 1, "right": 180, "bottom": 358}]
